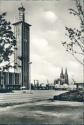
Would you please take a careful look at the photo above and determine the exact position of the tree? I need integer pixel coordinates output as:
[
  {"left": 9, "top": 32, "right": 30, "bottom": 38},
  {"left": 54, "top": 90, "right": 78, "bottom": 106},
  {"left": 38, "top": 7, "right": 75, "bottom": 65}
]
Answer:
[
  {"left": 62, "top": 0, "right": 84, "bottom": 65},
  {"left": 0, "top": 12, "right": 16, "bottom": 71}
]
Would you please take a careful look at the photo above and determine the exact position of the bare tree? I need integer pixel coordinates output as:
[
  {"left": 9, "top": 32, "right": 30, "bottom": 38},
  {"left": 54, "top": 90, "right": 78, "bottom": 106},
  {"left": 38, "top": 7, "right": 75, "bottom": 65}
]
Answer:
[{"left": 62, "top": 0, "right": 84, "bottom": 65}]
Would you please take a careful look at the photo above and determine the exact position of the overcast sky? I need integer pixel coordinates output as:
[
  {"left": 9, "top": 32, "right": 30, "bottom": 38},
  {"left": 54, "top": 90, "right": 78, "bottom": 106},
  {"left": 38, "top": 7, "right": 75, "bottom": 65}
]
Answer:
[{"left": 0, "top": 0, "right": 83, "bottom": 83}]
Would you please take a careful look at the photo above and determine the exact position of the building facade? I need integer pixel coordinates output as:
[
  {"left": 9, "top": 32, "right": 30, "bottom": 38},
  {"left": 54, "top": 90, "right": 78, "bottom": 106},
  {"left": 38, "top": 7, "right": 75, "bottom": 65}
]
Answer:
[
  {"left": 13, "top": 5, "right": 31, "bottom": 89},
  {"left": 0, "top": 5, "right": 31, "bottom": 90},
  {"left": 0, "top": 71, "right": 20, "bottom": 90}
]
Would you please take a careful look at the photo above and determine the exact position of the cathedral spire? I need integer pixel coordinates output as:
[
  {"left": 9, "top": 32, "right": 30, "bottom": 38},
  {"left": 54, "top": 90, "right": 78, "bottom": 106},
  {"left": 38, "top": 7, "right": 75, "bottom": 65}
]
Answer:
[
  {"left": 65, "top": 68, "right": 67, "bottom": 75},
  {"left": 60, "top": 68, "right": 64, "bottom": 79},
  {"left": 61, "top": 68, "right": 63, "bottom": 75},
  {"left": 65, "top": 68, "right": 69, "bottom": 84}
]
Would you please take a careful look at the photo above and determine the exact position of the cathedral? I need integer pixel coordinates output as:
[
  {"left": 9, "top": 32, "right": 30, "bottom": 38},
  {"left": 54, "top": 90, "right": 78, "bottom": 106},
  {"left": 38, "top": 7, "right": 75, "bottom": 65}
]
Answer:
[
  {"left": 60, "top": 68, "right": 69, "bottom": 85},
  {"left": 54, "top": 68, "right": 69, "bottom": 85}
]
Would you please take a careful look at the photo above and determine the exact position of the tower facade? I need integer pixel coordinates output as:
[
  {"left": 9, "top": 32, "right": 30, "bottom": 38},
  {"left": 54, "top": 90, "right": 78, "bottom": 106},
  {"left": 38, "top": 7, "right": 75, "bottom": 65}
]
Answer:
[{"left": 13, "top": 5, "right": 31, "bottom": 89}]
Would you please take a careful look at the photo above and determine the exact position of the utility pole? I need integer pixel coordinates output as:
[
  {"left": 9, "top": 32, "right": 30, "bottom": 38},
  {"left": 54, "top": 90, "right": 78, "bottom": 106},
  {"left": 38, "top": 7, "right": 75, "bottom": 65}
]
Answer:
[
  {"left": 81, "top": 0, "right": 84, "bottom": 84},
  {"left": 83, "top": 2, "right": 84, "bottom": 125},
  {"left": 83, "top": 0, "right": 84, "bottom": 88},
  {"left": 82, "top": 0, "right": 84, "bottom": 86},
  {"left": 81, "top": 1, "right": 84, "bottom": 124}
]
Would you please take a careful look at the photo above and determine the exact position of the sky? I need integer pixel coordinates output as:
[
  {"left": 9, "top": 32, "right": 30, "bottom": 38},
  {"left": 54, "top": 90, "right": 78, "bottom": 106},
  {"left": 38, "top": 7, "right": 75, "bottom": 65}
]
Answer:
[{"left": 0, "top": 0, "right": 83, "bottom": 84}]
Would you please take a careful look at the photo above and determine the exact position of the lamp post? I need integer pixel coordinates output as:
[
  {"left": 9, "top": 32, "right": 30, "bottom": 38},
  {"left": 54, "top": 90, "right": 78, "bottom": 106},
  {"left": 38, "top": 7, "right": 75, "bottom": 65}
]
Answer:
[{"left": 28, "top": 61, "right": 32, "bottom": 90}]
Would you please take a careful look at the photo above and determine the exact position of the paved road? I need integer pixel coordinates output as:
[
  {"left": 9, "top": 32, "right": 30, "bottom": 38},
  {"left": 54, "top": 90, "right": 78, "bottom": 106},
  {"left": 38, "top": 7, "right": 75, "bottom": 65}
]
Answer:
[{"left": 0, "top": 90, "right": 66, "bottom": 105}]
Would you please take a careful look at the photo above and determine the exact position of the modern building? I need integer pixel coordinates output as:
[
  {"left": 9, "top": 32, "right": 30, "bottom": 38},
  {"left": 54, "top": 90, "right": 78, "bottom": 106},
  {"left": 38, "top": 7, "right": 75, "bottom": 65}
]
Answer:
[
  {"left": 13, "top": 5, "right": 31, "bottom": 89},
  {"left": 0, "top": 71, "right": 20, "bottom": 90},
  {"left": 0, "top": 5, "right": 31, "bottom": 90}
]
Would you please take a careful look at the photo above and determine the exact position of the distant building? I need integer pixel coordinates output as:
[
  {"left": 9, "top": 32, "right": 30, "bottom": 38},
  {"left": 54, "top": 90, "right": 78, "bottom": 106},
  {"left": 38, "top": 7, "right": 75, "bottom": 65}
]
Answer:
[
  {"left": 60, "top": 68, "right": 69, "bottom": 85},
  {"left": 54, "top": 68, "right": 69, "bottom": 85},
  {"left": 74, "top": 83, "right": 84, "bottom": 90},
  {"left": 54, "top": 78, "right": 60, "bottom": 85}
]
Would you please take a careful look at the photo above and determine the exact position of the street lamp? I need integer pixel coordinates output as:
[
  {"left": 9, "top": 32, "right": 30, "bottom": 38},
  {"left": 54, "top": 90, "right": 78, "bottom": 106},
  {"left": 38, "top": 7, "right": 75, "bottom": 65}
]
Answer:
[{"left": 28, "top": 61, "right": 32, "bottom": 90}]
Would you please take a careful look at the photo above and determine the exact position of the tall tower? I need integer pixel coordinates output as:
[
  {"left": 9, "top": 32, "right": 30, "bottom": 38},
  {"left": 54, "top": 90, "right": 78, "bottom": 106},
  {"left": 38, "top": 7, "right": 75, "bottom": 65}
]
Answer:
[
  {"left": 60, "top": 68, "right": 64, "bottom": 85},
  {"left": 65, "top": 68, "right": 69, "bottom": 84},
  {"left": 13, "top": 5, "right": 31, "bottom": 89},
  {"left": 60, "top": 68, "right": 64, "bottom": 79}
]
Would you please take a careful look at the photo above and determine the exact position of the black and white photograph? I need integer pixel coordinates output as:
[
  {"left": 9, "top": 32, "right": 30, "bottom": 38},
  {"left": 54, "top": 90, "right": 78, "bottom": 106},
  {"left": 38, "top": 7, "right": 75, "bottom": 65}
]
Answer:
[{"left": 0, "top": 0, "right": 84, "bottom": 124}]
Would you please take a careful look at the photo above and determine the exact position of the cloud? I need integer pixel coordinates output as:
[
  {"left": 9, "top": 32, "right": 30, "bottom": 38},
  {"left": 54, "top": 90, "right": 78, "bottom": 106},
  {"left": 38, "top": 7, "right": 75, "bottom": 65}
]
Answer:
[
  {"left": 32, "top": 10, "right": 59, "bottom": 31},
  {"left": 31, "top": 53, "right": 61, "bottom": 83},
  {"left": 44, "top": 11, "right": 58, "bottom": 23},
  {"left": 31, "top": 36, "right": 50, "bottom": 56},
  {"left": 68, "top": 61, "right": 80, "bottom": 69},
  {"left": 32, "top": 37, "right": 48, "bottom": 49}
]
